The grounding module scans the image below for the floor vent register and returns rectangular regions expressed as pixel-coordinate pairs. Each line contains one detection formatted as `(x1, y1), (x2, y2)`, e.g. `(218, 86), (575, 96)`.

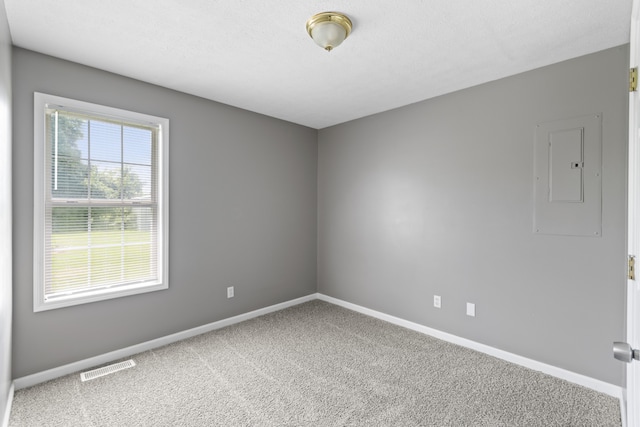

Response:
(80, 359), (136, 382)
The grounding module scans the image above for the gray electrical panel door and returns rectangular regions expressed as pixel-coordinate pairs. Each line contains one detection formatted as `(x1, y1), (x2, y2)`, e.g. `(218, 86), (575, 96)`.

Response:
(533, 114), (602, 237)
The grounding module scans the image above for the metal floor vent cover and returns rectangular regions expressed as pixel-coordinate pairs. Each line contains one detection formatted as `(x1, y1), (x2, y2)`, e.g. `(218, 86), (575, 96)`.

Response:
(80, 359), (136, 382)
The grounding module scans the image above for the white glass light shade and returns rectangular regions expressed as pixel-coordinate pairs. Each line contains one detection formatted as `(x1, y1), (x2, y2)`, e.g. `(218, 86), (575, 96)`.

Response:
(310, 21), (347, 51)
(306, 12), (352, 52)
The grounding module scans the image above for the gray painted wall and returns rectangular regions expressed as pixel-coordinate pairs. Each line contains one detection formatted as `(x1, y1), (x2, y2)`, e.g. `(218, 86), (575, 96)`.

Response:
(12, 48), (318, 378)
(0, 0), (11, 420)
(8, 42), (628, 387)
(318, 45), (628, 386)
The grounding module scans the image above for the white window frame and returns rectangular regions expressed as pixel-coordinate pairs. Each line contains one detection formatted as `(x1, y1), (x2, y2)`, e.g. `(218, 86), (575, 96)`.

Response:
(33, 92), (169, 312)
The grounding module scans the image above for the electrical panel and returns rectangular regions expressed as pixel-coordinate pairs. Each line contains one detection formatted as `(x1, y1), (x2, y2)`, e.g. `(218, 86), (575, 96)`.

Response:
(533, 114), (602, 237)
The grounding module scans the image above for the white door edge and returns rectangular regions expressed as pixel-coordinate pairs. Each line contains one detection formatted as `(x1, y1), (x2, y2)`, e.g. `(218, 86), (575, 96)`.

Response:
(627, 1), (640, 425)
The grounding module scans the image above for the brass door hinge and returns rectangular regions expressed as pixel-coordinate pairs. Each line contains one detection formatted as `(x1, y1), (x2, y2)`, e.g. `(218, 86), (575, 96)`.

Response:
(630, 255), (636, 280)
(631, 67), (638, 92)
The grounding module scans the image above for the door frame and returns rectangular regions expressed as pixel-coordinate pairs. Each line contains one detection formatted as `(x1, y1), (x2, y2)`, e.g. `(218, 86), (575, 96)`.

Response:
(627, 0), (640, 425)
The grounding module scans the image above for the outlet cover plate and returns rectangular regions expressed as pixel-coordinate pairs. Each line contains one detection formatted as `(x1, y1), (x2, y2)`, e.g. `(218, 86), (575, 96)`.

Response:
(466, 303), (475, 317)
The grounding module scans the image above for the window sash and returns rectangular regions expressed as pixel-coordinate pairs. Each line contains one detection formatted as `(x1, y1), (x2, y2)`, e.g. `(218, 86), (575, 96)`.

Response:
(43, 205), (159, 299)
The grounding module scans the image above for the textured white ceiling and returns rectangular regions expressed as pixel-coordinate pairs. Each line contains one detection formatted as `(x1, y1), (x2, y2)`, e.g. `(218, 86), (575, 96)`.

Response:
(4, 0), (633, 129)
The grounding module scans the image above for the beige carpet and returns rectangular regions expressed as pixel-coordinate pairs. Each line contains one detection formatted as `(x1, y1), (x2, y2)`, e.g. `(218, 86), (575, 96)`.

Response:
(9, 300), (621, 426)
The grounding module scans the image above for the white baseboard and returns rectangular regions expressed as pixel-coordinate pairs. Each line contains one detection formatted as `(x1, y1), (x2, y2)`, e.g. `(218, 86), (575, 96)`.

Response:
(14, 294), (318, 390)
(13, 292), (623, 401)
(317, 293), (623, 399)
(2, 382), (14, 427)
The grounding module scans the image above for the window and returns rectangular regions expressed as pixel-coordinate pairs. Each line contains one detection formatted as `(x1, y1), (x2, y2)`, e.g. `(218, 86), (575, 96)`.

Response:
(33, 93), (169, 311)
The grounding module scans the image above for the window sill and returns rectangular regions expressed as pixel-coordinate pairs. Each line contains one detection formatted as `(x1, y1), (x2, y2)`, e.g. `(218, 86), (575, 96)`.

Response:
(34, 281), (168, 312)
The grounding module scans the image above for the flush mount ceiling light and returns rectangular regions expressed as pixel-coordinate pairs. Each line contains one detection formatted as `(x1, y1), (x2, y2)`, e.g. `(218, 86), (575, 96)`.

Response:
(306, 12), (353, 52)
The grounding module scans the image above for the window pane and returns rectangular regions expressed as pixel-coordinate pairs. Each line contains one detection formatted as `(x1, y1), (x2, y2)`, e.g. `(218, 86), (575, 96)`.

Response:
(125, 207), (156, 234)
(123, 127), (152, 165)
(90, 161), (123, 200)
(124, 243), (154, 282)
(51, 156), (88, 199)
(49, 113), (89, 199)
(52, 206), (89, 235)
(125, 164), (151, 200)
(47, 113), (88, 159)
(125, 207), (154, 235)
(50, 248), (89, 293)
(89, 120), (122, 163)
(50, 207), (91, 294)
(90, 207), (123, 233)
(90, 247), (124, 287)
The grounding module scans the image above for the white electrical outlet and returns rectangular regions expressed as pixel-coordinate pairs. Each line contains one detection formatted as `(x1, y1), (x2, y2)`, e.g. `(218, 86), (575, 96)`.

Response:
(227, 286), (234, 299)
(433, 295), (441, 308)
(466, 302), (475, 317)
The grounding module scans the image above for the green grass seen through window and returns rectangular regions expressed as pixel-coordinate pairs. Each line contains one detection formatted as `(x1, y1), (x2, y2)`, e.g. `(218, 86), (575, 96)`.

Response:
(50, 230), (154, 294)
